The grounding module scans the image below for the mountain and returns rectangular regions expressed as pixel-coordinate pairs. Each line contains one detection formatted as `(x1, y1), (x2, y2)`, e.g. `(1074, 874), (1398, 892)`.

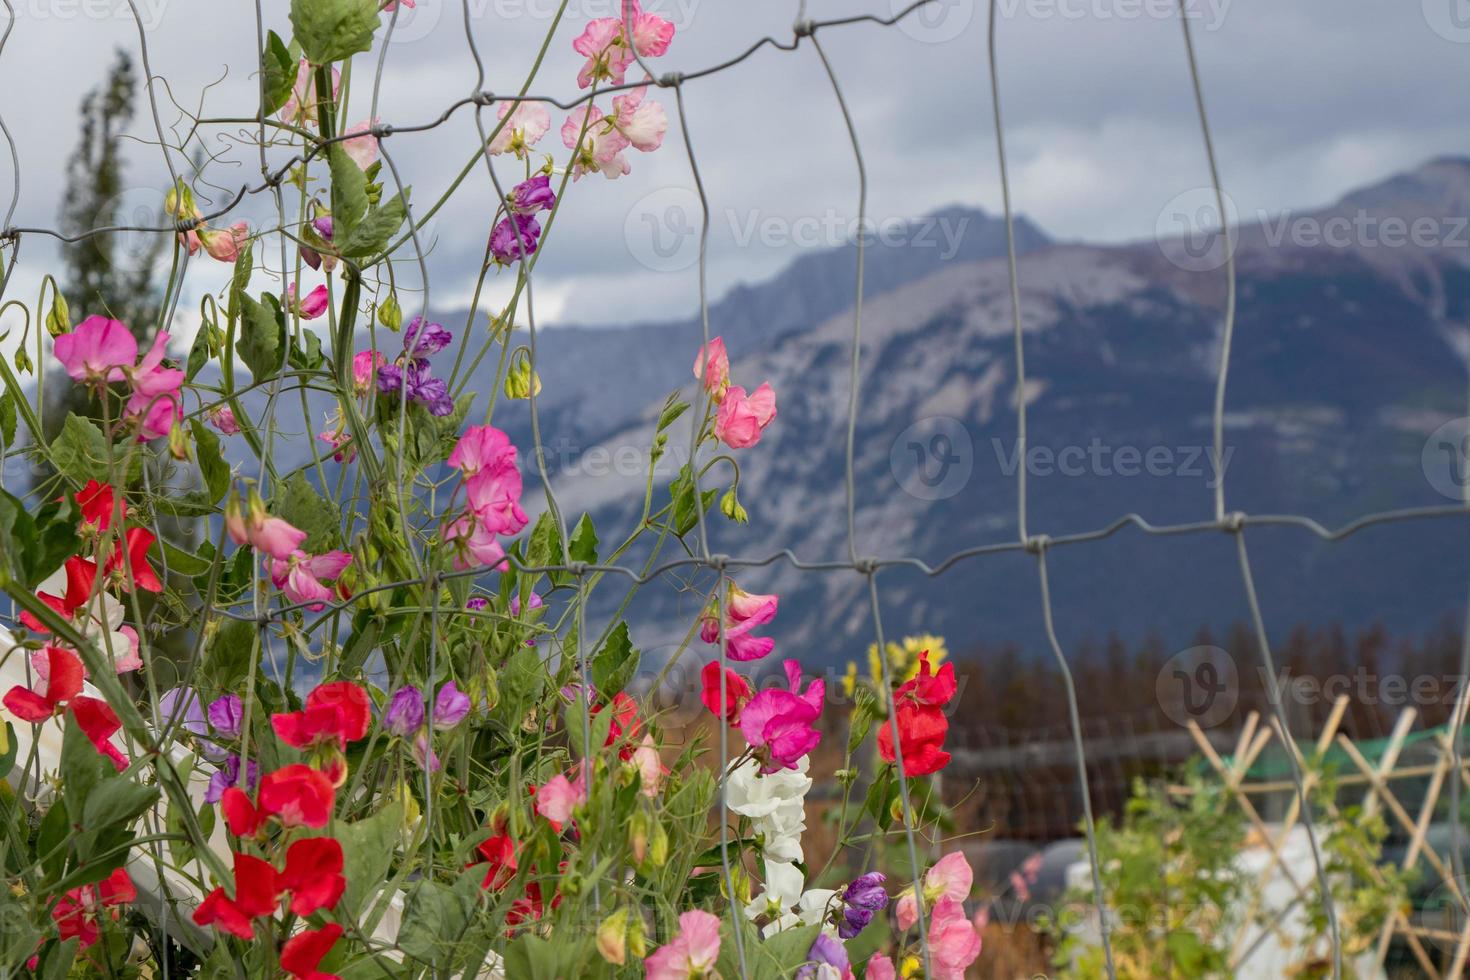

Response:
(540, 157), (1470, 666)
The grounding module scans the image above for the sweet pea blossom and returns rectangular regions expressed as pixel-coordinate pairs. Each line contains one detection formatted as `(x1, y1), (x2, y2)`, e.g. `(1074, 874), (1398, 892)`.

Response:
(341, 118), (380, 169)
(507, 174), (557, 216)
(197, 222), (249, 263)
(268, 549), (353, 610)
(536, 765), (587, 831)
(929, 896), (983, 979)
(745, 861), (836, 938)
(433, 681), (472, 728)
(271, 681), (372, 754)
(353, 349), (386, 395)
(204, 753), (259, 805)
(700, 661), (753, 724)
(54, 315), (135, 382)
(692, 337), (729, 396)
(288, 282), (329, 320)
(442, 511), (508, 571)
(739, 660), (824, 772)
(838, 872), (888, 939)
(714, 383), (777, 449)
(795, 934), (850, 980)
(700, 586), (778, 661)
(207, 405), (240, 435)
(280, 59), (340, 127)
(727, 755), (811, 863)
(378, 323), (454, 416)
(384, 685), (425, 737)
(20, 558), (140, 673)
(572, 0), (674, 89)
(52, 868), (135, 950)
(644, 909), (720, 980)
(877, 649), (957, 777)
(228, 490), (309, 560)
(611, 86), (667, 152)
(896, 850), (974, 931)
(489, 100), (552, 158)
(562, 104), (630, 180)
(490, 213), (542, 265)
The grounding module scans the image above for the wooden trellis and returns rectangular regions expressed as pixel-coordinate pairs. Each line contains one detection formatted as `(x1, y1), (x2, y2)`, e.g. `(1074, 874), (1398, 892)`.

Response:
(1176, 695), (1470, 978)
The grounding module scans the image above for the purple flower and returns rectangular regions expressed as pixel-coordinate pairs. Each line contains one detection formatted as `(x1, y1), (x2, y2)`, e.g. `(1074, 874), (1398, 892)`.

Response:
(507, 175), (556, 216)
(405, 317), (453, 357)
(490, 214), (541, 265)
(385, 685), (425, 737)
(795, 934), (849, 979)
(405, 362), (453, 416)
(312, 215), (334, 240)
(412, 730), (440, 771)
(839, 871), (889, 938)
(158, 688), (209, 737)
(377, 362), (403, 395)
(204, 754), (259, 805)
(207, 694), (243, 739)
(466, 596), (489, 611)
(432, 681), (472, 730)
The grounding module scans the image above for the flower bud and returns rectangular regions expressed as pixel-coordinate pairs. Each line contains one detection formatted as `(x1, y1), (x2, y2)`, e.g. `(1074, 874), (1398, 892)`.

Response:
(503, 357), (541, 400)
(44, 293), (69, 338)
(378, 293), (402, 332)
(224, 491), (248, 546)
(629, 810), (648, 864)
(720, 488), (747, 524)
(597, 909), (630, 965)
(168, 421), (189, 461)
(13, 347), (32, 375)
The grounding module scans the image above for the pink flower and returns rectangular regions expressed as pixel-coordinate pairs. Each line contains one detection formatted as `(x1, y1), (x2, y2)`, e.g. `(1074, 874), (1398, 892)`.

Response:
(714, 383), (776, 449)
(573, 18), (633, 89)
(289, 283), (329, 320)
(448, 424), (516, 476)
(241, 492), (309, 560)
(125, 335), (185, 441)
(198, 222), (248, 263)
(692, 337), (729, 396)
(738, 660), (823, 772)
(208, 406), (240, 435)
(317, 421), (354, 463)
(644, 909), (720, 980)
(54, 316), (137, 383)
(624, 0), (674, 58)
(562, 105), (631, 181)
(864, 956), (896, 980)
(896, 851), (973, 931)
(341, 118), (379, 169)
(632, 734), (664, 797)
(535, 765), (586, 832)
(269, 550), (353, 611)
(441, 512), (508, 571)
(929, 896), (982, 979)
(490, 101), (552, 158)
(700, 587), (778, 662)
(352, 350), (386, 396)
(281, 59), (340, 127)
(611, 86), (667, 152)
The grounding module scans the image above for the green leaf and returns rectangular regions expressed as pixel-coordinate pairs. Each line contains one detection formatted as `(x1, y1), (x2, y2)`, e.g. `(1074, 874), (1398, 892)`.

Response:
(50, 413), (136, 486)
(337, 800), (404, 919)
(291, 0), (380, 65)
(0, 893), (39, 970)
(525, 511), (561, 571)
(60, 716), (108, 825)
(227, 242), (254, 321)
(273, 471), (340, 551)
(669, 465), (718, 537)
(396, 878), (475, 970)
(340, 188), (409, 258)
(569, 513), (598, 565)
(154, 490), (218, 518)
(162, 540), (213, 576)
(656, 395), (689, 433)
(82, 779), (158, 835)
(503, 934), (563, 980)
(261, 30), (296, 116)
(591, 621), (640, 699)
(0, 387), (16, 447)
(328, 143), (370, 244)
(238, 291), (286, 382)
(38, 937), (77, 980)
(289, 328), (325, 371)
(186, 320), (213, 380)
(191, 419), (230, 503)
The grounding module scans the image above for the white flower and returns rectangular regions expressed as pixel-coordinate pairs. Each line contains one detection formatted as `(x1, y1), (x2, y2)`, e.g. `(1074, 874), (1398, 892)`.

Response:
(31, 567), (138, 672)
(727, 756), (812, 863)
(744, 861), (837, 938)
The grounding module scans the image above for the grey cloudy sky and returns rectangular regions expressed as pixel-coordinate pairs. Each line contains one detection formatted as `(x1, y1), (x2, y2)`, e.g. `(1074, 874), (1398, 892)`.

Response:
(0, 0), (1465, 345)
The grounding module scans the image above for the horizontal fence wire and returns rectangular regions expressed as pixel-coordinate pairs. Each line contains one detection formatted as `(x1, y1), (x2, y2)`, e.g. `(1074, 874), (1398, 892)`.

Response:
(0, 0), (1460, 976)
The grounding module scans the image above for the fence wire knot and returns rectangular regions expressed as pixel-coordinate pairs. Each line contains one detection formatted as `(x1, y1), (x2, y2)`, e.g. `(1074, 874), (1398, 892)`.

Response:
(793, 18), (815, 38)
(1024, 534), (1051, 555)
(658, 72), (683, 88)
(472, 90), (495, 107)
(1222, 511), (1247, 533)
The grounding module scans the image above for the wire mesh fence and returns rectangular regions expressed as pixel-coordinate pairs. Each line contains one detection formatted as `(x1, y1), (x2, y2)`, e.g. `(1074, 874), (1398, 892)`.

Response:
(0, 0), (1467, 978)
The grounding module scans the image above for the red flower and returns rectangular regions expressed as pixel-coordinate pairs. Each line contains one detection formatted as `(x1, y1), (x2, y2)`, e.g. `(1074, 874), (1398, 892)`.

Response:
(592, 691), (642, 760)
(52, 868), (134, 948)
(877, 652), (957, 778)
(75, 480), (124, 534)
(281, 923), (343, 980)
(258, 764), (336, 828)
(71, 695), (127, 772)
(271, 681), (371, 751)
(104, 527), (163, 593)
(192, 853), (281, 940)
(2, 646), (83, 722)
(221, 786), (263, 837)
(19, 556), (98, 632)
(699, 661), (753, 725)
(476, 828), (518, 890)
(279, 837), (345, 916)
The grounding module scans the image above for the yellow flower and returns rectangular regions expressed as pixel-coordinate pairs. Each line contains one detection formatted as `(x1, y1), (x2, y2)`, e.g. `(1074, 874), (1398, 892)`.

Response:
(868, 633), (949, 686)
(841, 661), (859, 697)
